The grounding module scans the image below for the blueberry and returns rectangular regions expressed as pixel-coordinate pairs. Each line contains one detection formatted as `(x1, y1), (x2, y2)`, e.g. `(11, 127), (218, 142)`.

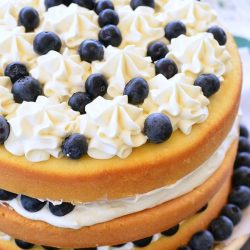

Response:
(130, 0), (155, 10)
(164, 21), (186, 41)
(178, 246), (192, 250)
(197, 203), (208, 213)
(207, 26), (227, 46)
(68, 92), (92, 114)
(124, 77), (149, 105)
(18, 7), (40, 32)
(4, 62), (29, 84)
(194, 74), (220, 97)
(221, 204), (242, 226)
(98, 9), (119, 28)
(63, 0), (73, 6)
(49, 202), (75, 216)
(155, 58), (178, 79)
(72, 0), (96, 9)
(188, 230), (214, 250)
(45, 0), (63, 9)
(234, 152), (250, 168)
(133, 236), (153, 247)
(162, 224), (179, 236)
(21, 195), (46, 212)
(0, 116), (10, 144)
(144, 113), (173, 144)
(0, 189), (17, 200)
(79, 40), (104, 63)
(98, 24), (122, 47)
(15, 239), (34, 249)
(62, 133), (88, 159)
(238, 137), (250, 153)
(12, 76), (42, 103)
(233, 166), (250, 188)
(34, 31), (62, 55)
(42, 246), (59, 250)
(240, 124), (249, 138)
(95, 0), (114, 14)
(147, 41), (168, 62)
(229, 185), (250, 209)
(85, 73), (108, 99)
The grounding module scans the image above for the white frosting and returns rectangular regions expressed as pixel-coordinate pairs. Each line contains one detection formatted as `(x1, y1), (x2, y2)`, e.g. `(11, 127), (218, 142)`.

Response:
(77, 95), (147, 159)
(143, 73), (209, 135)
(92, 45), (155, 97)
(4, 96), (79, 162)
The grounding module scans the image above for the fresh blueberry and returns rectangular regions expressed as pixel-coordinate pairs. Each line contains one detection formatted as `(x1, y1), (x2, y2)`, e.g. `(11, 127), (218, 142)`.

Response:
(42, 246), (58, 250)
(229, 185), (250, 209)
(98, 9), (119, 28)
(233, 166), (250, 188)
(130, 0), (155, 10)
(133, 236), (153, 247)
(72, 0), (96, 9)
(98, 24), (122, 47)
(68, 92), (92, 114)
(95, 0), (114, 14)
(124, 77), (149, 105)
(221, 204), (242, 226)
(49, 202), (75, 216)
(85, 73), (108, 99)
(34, 31), (62, 55)
(234, 152), (250, 168)
(18, 7), (40, 32)
(12, 76), (42, 103)
(4, 62), (29, 84)
(21, 195), (46, 212)
(147, 41), (168, 62)
(197, 203), (208, 213)
(238, 137), (250, 153)
(207, 26), (227, 46)
(188, 230), (214, 250)
(45, 0), (63, 10)
(0, 116), (10, 144)
(144, 113), (173, 144)
(79, 40), (104, 63)
(162, 224), (179, 236)
(194, 74), (220, 97)
(178, 246), (192, 250)
(240, 124), (249, 138)
(164, 21), (186, 41)
(0, 189), (17, 200)
(15, 239), (34, 249)
(62, 133), (88, 159)
(155, 58), (178, 79)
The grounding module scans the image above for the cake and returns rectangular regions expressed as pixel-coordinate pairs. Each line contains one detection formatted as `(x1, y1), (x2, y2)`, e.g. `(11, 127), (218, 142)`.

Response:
(0, 0), (249, 250)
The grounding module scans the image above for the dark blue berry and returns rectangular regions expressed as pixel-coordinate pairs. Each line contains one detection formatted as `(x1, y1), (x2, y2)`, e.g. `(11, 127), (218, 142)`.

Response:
(198, 203), (208, 213)
(124, 77), (149, 105)
(207, 26), (227, 46)
(15, 239), (34, 249)
(0, 189), (17, 200)
(234, 152), (250, 168)
(165, 21), (186, 41)
(155, 58), (178, 79)
(98, 9), (119, 28)
(62, 0), (72, 6)
(178, 246), (192, 250)
(98, 24), (122, 47)
(4, 62), (29, 84)
(68, 92), (92, 114)
(45, 0), (63, 9)
(229, 185), (250, 209)
(42, 246), (58, 250)
(233, 166), (250, 188)
(188, 230), (214, 250)
(18, 7), (40, 32)
(238, 137), (250, 153)
(240, 124), (249, 138)
(11, 76), (42, 103)
(79, 40), (104, 63)
(72, 0), (96, 9)
(62, 133), (88, 159)
(130, 0), (155, 10)
(133, 236), (153, 247)
(162, 224), (179, 236)
(21, 195), (46, 212)
(49, 202), (75, 216)
(85, 73), (108, 99)
(0, 116), (10, 144)
(95, 0), (114, 14)
(147, 42), (168, 62)
(34, 31), (62, 55)
(221, 204), (242, 226)
(194, 74), (220, 97)
(144, 113), (173, 144)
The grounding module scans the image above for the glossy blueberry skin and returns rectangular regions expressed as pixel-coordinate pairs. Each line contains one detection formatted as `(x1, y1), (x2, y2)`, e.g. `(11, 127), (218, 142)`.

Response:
(240, 124), (249, 138)
(79, 40), (104, 63)
(188, 230), (214, 250)
(162, 224), (179, 236)
(130, 0), (155, 10)
(45, 0), (63, 10)
(0, 116), (10, 144)
(49, 202), (75, 216)
(194, 74), (220, 97)
(4, 62), (29, 84)
(147, 41), (168, 62)
(234, 152), (250, 168)
(164, 21), (186, 41)
(95, 0), (114, 14)
(144, 113), (173, 144)
(15, 239), (34, 249)
(21, 195), (47, 212)
(0, 189), (17, 200)
(18, 7), (40, 32)
(238, 136), (250, 153)
(68, 92), (92, 114)
(72, 0), (96, 9)
(98, 9), (119, 28)
(155, 58), (178, 79)
(98, 24), (122, 47)
(124, 77), (149, 105)
(133, 236), (153, 247)
(207, 26), (227, 46)
(221, 204), (242, 226)
(233, 166), (250, 188)
(34, 31), (62, 55)
(229, 185), (250, 209)
(12, 76), (42, 103)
